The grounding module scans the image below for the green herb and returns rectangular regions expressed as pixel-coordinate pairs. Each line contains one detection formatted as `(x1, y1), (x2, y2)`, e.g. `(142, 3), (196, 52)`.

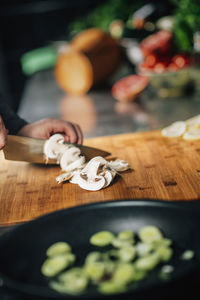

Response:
(67, 0), (145, 35)
(170, 0), (200, 52)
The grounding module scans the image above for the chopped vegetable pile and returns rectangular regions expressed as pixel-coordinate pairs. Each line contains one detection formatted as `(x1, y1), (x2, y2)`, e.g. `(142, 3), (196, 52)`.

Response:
(161, 114), (200, 140)
(41, 226), (194, 296)
(43, 134), (130, 191)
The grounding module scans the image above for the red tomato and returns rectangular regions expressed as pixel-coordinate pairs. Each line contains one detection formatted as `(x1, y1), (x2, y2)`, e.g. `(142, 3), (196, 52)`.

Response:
(140, 30), (172, 56)
(138, 62), (153, 74)
(144, 54), (158, 67)
(172, 54), (191, 69)
(167, 63), (179, 72)
(111, 75), (149, 102)
(153, 62), (166, 73)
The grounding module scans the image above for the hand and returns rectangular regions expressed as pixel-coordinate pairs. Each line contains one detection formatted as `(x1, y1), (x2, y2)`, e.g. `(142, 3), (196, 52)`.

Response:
(17, 118), (83, 144)
(0, 115), (8, 150)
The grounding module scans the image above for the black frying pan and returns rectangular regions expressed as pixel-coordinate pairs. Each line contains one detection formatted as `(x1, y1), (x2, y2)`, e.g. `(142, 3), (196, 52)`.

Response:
(0, 199), (200, 300)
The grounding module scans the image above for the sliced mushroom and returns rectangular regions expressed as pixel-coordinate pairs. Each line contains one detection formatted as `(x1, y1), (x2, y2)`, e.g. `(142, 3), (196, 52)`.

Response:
(81, 156), (108, 174)
(77, 160), (106, 191)
(56, 172), (74, 184)
(107, 159), (130, 172)
(59, 147), (81, 171)
(63, 156), (85, 172)
(43, 134), (65, 159)
(70, 170), (82, 184)
(78, 173), (106, 191)
(44, 134), (130, 191)
(102, 170), (115, 188)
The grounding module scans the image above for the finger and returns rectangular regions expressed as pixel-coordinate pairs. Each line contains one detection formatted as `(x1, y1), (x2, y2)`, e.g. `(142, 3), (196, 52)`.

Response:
(73, 123), (83, 144)
(0, 116), (7, 149)
(62, 122), (78, 144)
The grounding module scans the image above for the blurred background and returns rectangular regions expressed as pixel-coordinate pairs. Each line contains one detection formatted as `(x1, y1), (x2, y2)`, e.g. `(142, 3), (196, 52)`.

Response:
(1, 0), (200, 136)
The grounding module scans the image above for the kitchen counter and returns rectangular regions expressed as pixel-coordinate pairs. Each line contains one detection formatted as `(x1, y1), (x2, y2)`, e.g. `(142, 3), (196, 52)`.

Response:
(18, 69), (200, 139)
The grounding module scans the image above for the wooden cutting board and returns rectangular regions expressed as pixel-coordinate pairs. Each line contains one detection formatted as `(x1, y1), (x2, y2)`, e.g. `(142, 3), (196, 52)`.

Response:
(0, 130), (200, 226)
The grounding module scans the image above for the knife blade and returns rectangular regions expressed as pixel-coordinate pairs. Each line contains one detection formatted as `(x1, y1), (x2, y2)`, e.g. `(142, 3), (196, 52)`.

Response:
(3, 135), (111, 164)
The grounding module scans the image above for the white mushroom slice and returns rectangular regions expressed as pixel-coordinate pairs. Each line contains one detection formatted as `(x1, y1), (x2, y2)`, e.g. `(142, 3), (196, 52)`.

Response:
(81, 156), (108, 174)
(43, 134), (65, 159)
(63, 156), (85, 172)
(102, 170), (115, 188)
(70, 170), (82, 184)
(186, 114), (200, 128)
(59, 147), (81, 171)
(77, 173), (106, 191)
(107, 159), (130, 172)
(80, 160), (101, 179)
(76, 159), (107, 191)
(161, 121), (186, 137)
(56, 172), (74, 184)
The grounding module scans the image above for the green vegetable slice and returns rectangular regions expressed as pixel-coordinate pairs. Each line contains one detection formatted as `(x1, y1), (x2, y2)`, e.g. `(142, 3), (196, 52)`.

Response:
(41, 253), (75, 277)
(181, 250), (194, 260)
(84, 262), (105, 281)
(98, 281), (127, 295)
(118, 246), (137, 262)
(111, 237), (134, 248)
(138, 226), (163, 243)
(90, 231), (115, 247)
(46, 242), (71, 257)
(153, 238), (172, 248)
(132, 269), (147, 281)
(84, 251), (102, 265)
(135, 253), (160, 271)
(112, 263), (135, 284)
(136, 242), (154, 257)
(159, 264), (174, 281)
(58, 267), (88, 294)
(156, 246), (173, 262)
(118, 230), (134, 241)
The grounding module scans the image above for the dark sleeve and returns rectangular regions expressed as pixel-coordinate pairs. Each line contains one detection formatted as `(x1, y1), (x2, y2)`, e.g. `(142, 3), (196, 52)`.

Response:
(0, 95), (28, 134)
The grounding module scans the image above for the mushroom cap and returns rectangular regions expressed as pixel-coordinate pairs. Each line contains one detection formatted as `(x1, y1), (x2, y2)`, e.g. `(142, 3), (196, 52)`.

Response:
(76, 157), (108, 191)
(77, 173), (105, 191)
(43, 134), (65, 159)
(63, 156), (85, 172)
(81, 156), (108, 174)
(59, 147), (81, 171)
(107, 159), (130, 172)
(70, 170), (82, 184)
(100, 168), (116, 188)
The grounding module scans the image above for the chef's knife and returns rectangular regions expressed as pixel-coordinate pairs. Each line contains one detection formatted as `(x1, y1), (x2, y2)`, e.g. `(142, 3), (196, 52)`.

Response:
(3, 135), (111, 164)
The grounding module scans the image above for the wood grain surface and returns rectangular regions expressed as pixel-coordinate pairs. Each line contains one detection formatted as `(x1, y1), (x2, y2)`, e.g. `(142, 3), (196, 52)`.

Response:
(0, 130), (200, 226)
